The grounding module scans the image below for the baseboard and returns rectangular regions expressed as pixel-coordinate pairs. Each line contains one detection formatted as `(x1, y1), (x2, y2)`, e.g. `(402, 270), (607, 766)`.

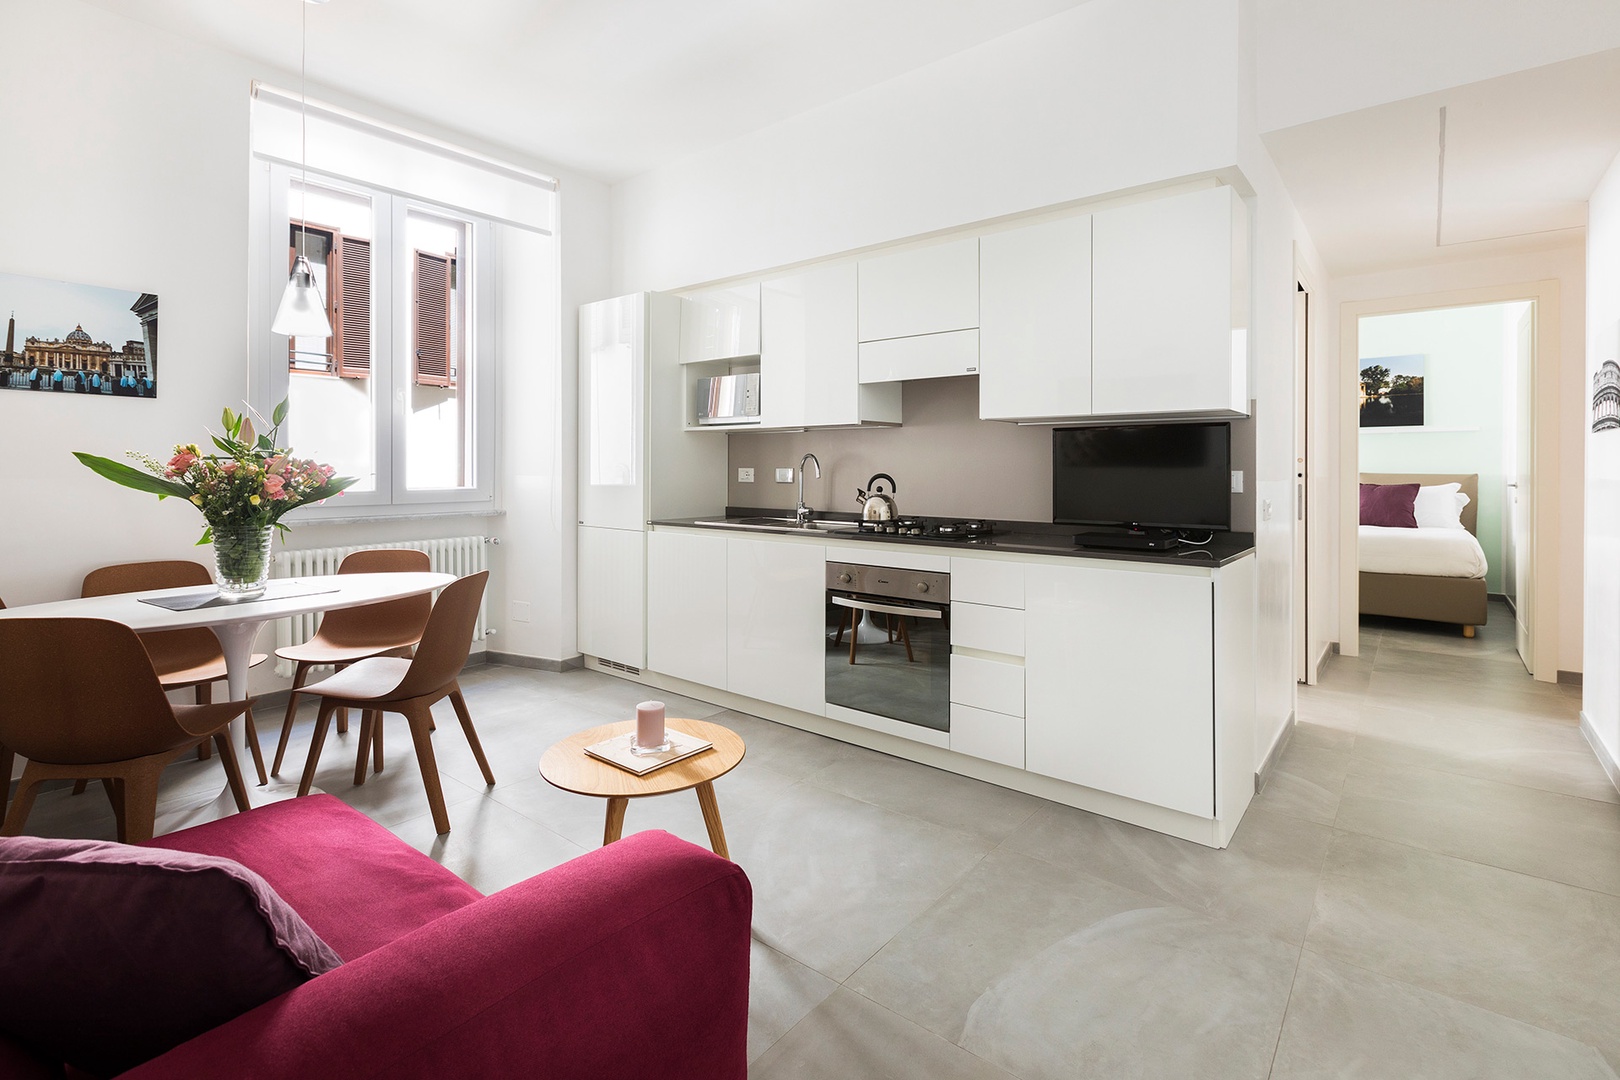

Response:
(1488, 592), (1509, 605)
(487, 651), (583, 673)
(1313, 644), (1334, 683)
(1255, 709), (1296, 793)
(1558, 670), (1583, 686)
(1579, 711), (1620, 796)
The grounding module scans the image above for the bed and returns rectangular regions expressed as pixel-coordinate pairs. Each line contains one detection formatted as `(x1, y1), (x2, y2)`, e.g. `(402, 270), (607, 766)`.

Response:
(1359, 472), (1489, 637)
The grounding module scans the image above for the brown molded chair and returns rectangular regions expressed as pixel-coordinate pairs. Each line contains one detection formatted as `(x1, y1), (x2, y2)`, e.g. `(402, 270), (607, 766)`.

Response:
(270, 548), (433, 778)
(0, 618), (253, 843)
(296, 571), (494, 834)
(80, 561), (270, 785)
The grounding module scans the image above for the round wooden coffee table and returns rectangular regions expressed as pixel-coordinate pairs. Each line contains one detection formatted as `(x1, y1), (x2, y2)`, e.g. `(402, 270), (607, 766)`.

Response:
(538, 718), (745, 858)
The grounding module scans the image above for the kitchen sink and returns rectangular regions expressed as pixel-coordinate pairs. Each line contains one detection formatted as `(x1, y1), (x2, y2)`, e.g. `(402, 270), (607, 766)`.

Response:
(691, 516), (862, 534)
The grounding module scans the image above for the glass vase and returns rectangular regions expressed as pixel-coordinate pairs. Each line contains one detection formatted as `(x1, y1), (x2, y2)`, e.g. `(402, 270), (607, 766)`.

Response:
(212, 525), (274, 600)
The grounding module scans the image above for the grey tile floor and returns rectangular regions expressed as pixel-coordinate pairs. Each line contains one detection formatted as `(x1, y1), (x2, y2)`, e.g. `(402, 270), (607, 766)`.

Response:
(17, 600), (1619, 1078)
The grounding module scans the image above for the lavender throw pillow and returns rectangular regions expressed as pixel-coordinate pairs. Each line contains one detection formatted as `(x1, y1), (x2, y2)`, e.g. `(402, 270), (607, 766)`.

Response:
(0, 835), (341, 1078)
(1359, 482), (1421, 528)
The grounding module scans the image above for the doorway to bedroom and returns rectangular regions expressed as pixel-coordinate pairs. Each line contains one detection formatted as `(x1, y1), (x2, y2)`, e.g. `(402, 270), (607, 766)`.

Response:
(1339, 285), (1558, 681)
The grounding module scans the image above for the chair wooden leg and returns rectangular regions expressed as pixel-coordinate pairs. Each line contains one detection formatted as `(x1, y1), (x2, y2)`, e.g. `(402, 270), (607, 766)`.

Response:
(404, 704), (451, 835)
(297, 699), (339, 798)
(195, 683), (213, 760)
(101, 778), (126, 840)
(372, 710), (384, 774)
(71, 779), (89, 797)
(0, 742), (12, 817)
(241, 705), (268, 787)
(898, 616), (914, 663)
(118, 767), (162, 844)
(834, 606), (849, 646)
(448, 685), (495, 786)
(1463, 624), (1476, 638)
(213, 731), (251, 814)
(849, 611), (860, 665)
(334, 665), (350, 734)
(1, 771), (42, 837)
(353, 712), (375, 787)
(272, 661), (313, 777)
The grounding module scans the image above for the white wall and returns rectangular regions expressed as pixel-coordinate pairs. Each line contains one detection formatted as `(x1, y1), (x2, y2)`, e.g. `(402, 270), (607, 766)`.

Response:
(1584, 151), (1620, 773)
(611, 0), (1242, 293)
(0, 0), (611, 679)
(1357, 304), (1519, 593)
(1332, 244), (1587, 674)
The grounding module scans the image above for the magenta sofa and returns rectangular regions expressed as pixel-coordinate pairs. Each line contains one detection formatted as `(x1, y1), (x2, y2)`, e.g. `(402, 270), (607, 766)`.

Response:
(1, 794), (752, 1079)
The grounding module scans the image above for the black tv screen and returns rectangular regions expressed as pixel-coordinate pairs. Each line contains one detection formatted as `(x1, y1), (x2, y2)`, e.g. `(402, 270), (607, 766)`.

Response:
(1053, 422), (1231, 531)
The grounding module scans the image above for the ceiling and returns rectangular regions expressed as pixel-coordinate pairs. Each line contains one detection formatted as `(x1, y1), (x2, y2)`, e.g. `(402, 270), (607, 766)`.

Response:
(81, 0), (1093, 183)
(1263, 48), (1620, 276)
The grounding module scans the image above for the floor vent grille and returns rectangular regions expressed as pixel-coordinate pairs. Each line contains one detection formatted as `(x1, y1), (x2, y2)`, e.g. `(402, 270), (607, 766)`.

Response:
(597, 658), (643, 676)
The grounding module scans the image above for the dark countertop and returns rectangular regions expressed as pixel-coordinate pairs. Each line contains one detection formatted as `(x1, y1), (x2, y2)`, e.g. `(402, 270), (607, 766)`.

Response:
(650, 509), (1256, 568)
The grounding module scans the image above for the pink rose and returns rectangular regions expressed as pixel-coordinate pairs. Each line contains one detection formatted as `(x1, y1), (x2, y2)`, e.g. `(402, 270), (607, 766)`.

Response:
(262, 475), (285, 498)
(165, 451), (197, 478)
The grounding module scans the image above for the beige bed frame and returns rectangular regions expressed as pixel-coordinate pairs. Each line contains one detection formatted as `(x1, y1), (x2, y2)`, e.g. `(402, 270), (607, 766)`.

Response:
(1359, 472), (1488, 637)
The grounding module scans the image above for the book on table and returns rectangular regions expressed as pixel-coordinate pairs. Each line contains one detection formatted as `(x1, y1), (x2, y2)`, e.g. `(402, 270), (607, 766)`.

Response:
(583, 729), (714, 776)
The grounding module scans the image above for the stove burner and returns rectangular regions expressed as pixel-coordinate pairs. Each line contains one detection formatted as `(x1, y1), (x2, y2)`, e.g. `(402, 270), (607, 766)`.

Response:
(932, 520), (995, 540)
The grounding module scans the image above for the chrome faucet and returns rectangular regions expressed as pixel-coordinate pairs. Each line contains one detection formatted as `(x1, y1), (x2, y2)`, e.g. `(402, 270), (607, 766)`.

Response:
(796, 453), (822, 526)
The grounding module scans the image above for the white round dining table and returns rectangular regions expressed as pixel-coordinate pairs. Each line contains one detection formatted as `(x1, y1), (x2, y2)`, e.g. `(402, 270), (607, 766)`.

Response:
(0, 571), (454, 804)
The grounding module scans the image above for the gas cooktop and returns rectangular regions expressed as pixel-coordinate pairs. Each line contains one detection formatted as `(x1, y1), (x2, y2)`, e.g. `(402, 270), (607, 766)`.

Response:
(852, 517), (995, 541)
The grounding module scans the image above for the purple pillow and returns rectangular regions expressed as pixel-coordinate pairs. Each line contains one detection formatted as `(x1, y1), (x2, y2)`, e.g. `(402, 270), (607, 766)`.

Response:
(1360, 482), (1421, 528)
(0, 835), (341, 1078)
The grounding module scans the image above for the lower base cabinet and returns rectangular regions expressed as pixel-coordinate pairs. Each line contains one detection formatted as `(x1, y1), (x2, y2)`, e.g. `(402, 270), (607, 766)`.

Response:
(1024, 563), (1215, 818)
(577, 526), (646, 669)
(646, 530), (728, 689)
(727, 537), (825, 715)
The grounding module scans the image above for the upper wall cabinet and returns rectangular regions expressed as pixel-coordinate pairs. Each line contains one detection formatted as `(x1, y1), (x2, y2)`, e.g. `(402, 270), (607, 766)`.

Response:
(760, 265), (900, 428)
(679, 283), (761, 364)
(1091, 186), (1249, 418)
(979, 215), (1093, 421)
(857, 237), (979, 342)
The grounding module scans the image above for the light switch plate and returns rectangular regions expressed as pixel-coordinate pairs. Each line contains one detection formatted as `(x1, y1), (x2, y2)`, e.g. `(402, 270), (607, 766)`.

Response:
(510, 601), (531, 623)
(775, 468), (794, 483)
(738, 467), (755, 483)
(1230, 470), (1244, 493)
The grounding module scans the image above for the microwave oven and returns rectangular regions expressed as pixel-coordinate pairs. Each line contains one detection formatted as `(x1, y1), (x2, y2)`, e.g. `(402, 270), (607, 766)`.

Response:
(695, 373), (761, 425)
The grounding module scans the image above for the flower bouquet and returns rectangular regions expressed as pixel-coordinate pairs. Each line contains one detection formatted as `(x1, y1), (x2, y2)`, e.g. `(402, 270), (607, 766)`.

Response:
(75, 400), (355, 599)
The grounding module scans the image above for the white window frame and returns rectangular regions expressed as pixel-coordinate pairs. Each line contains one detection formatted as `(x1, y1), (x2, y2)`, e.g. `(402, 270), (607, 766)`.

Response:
(249, 159), (498, 520)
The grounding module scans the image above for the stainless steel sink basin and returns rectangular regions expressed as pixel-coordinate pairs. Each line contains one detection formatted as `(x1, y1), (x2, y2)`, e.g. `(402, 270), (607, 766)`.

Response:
(691, 516), (862, 534)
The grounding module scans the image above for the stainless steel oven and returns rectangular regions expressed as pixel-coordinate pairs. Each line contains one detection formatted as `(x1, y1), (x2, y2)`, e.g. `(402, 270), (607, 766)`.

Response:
(825, 561), (951, 732)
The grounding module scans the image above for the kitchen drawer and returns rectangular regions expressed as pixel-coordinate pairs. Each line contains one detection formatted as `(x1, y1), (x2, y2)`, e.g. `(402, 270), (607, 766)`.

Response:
(950, 654), (1024, 717)
(950, 557), (1025, 609)
(858, 329), (978, 383)
(950, 703), (1024, 769)
(952, 601), (1024, 657)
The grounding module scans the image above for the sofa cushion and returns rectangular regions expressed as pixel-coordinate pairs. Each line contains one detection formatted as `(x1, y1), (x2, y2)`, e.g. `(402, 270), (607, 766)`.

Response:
(144, 794), (482, 961)
(0, 835), (342, 1078)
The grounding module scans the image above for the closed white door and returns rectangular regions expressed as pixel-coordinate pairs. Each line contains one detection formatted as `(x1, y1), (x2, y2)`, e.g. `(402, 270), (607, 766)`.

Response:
(577, 526), (646, 668)
(578, 295), (645, 531)
(1025, 563), (1215, 817)
(726, 538), (826, 714)
(979, 215), (1092, 420)
(646, 530), (728, 689)
(857, 237), (979, 342)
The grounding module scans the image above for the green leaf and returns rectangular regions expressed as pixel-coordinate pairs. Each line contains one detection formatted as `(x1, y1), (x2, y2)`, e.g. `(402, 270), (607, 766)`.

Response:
(198, 526), (213, 545)
(74, 453), (192, 499)
(272, 398), (289, 427)
(211, 435), (240, 458)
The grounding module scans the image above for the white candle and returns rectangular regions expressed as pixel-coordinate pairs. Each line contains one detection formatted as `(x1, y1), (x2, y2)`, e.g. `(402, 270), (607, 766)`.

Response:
(636, 700), (666, 748)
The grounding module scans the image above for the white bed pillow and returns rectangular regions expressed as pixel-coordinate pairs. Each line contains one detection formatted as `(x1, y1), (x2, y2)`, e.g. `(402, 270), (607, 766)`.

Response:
(1412, 483), (1468, 529)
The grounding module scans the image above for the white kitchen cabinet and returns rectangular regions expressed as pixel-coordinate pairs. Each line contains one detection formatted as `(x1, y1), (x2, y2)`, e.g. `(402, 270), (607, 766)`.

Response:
(951, 557), (1025, 609)
(857, 237), (978, 343)
(857, 329), (978, 384)
(950, 703), (1024, 769)
(1025, 562), (1215, 818)
(679, 283), (761, 363)
(646, 530), (728, 689)
(577, 527), (647, 669)
(1092, 186), (1248, 417)
(726, 538), (826, 715)
(760, 265), (900, 428)
(951, 601), (1024, 657)
(579, 294), (647, 532)
(979, 215), (1093, 421)
(950, 654), (1024, 717)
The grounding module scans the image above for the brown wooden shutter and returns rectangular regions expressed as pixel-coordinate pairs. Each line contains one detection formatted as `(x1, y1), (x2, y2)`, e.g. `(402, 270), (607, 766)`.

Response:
(335, 236), (371, 378)
(413, 250), (454, 388)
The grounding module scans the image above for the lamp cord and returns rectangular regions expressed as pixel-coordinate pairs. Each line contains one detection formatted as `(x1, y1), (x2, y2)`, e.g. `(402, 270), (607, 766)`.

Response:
(298, 0), (308, 265)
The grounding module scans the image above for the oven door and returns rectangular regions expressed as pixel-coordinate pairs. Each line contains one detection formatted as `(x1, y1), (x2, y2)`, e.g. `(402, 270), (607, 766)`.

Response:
(824, 592), (951, 731)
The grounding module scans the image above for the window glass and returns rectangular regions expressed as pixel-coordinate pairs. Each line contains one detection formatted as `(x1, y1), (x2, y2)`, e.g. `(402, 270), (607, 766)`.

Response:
(404, 209), (471, 491)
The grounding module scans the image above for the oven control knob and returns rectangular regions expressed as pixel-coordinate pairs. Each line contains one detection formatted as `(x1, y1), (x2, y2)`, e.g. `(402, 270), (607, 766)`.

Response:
(837, 572), (852, 585)
(916, 582), (930, 594)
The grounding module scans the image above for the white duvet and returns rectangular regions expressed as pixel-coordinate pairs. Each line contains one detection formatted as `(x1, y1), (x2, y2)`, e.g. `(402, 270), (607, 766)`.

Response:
(1358, 525), (1488, 579)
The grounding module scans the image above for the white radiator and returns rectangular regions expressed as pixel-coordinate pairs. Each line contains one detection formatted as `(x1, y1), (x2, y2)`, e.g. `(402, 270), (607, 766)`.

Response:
(271, 535), (490, 677)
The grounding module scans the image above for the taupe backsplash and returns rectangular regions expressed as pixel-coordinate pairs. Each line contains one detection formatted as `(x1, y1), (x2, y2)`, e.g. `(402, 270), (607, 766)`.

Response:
(726, 377), (1256, 530)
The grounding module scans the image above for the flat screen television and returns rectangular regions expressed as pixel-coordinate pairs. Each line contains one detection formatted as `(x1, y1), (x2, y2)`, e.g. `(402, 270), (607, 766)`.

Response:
(1052, 422), (1231, 531)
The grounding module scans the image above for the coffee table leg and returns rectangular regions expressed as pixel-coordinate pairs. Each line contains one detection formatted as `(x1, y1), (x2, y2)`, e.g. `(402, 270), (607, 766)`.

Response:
(603, 796), (629, 845)
(695, 781), (729, 860)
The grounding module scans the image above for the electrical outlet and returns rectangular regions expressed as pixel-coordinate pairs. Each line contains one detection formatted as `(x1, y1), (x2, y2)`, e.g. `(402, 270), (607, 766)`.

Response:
(1261, 499), (1274, 521)
(775, 468), (794, 483)
(510, 601), (531, 623)
(738, 467), (755, 483)
(1230, 470), (1244, 494)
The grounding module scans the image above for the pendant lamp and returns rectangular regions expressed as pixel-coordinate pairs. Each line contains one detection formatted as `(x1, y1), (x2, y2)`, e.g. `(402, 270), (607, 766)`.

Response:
(271, 0), (334, 339)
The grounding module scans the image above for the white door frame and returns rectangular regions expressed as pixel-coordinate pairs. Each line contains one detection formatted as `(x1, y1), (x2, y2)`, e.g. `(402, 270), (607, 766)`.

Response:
(1337, 280), (1561, 681)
